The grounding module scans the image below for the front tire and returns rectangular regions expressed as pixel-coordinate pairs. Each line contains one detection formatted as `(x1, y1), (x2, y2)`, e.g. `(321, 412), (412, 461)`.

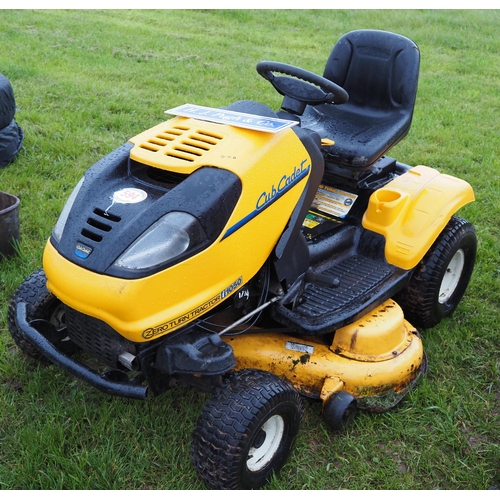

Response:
(395, 216), (477, 329)
(190, 369), (303, 490)
(7, 268), (76, 362)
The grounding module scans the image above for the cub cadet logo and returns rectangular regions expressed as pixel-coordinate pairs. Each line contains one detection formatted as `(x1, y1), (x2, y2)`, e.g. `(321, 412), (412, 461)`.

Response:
(256, 159), (310, 211)
(221, 159), (311, 240)
(142, 276), (243, 339)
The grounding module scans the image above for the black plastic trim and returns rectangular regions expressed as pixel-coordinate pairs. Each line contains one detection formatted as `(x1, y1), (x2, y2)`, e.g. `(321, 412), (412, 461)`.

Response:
(16, 302), (148, 400)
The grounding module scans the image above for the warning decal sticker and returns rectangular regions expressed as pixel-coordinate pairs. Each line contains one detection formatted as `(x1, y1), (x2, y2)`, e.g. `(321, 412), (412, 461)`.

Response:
(302, 210), (342, 240)
(311, 185), (358, 219)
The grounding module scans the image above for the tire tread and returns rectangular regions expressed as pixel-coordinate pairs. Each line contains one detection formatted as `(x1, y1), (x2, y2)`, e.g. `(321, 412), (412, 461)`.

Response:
(191, 369), (303, 489)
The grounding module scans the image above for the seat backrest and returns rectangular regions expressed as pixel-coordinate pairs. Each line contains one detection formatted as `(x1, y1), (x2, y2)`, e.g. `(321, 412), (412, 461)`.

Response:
(323, 30), (420, 114)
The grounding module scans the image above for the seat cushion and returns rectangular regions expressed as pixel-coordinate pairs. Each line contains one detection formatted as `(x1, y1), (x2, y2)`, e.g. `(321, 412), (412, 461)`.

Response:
(301, 103), (412, 169)
(304, 30), (420, 170)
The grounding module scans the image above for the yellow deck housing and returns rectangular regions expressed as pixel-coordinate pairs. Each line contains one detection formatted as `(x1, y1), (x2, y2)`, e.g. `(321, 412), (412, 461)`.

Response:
(225, 300), (424, 408)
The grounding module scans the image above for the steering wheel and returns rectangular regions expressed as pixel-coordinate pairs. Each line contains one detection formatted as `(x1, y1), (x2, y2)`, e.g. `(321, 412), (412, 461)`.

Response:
(256, 61), (349, 115)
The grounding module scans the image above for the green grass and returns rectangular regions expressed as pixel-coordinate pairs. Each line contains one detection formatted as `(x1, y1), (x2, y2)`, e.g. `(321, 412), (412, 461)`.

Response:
(0, 9), (499, 490)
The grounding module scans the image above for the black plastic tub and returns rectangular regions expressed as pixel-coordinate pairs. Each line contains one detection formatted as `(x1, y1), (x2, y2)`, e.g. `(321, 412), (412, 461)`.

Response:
(0, 190), (20, 258)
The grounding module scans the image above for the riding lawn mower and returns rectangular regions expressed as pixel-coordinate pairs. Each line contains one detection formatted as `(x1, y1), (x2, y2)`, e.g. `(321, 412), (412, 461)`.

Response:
(8, 30), (477, 489)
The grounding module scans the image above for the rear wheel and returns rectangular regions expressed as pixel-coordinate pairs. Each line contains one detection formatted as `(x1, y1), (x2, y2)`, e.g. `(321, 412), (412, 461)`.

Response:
(7, 268), (76, 362)
(395, 216), (476, 328)
(190, 369), (303, 490)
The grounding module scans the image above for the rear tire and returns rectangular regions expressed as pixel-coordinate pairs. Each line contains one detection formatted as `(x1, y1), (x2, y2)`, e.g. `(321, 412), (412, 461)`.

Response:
(7, 269), (76, 362)
(395, 216), (476, 328)
(190, 369), (303, 490)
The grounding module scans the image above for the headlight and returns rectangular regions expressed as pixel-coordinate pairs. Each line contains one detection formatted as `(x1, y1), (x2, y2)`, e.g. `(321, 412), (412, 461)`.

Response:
(53, 176), (85, 242)
(114, 211), (207, 270)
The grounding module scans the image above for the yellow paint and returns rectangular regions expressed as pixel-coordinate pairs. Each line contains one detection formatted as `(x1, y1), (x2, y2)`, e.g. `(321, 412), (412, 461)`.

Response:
(332, 300), (410, 362)
(320, 376), (344, 401)
(224, 300), (423, 400)
(362, 165), (474, 269)
(320, 138), (335, 147)
(44, 116), (312, 343)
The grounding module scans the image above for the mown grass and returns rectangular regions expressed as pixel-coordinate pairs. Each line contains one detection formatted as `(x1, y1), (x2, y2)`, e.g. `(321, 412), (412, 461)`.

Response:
(0, 9), (499, 490)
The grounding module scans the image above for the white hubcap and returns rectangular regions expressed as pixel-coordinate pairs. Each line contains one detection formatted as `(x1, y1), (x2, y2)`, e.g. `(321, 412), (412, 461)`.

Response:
(439, 249), (465, 304)
(247, 415), (285, 472)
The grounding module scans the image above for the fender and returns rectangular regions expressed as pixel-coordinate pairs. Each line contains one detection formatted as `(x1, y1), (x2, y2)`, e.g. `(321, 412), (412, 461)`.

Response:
(362, 165), (475, 269)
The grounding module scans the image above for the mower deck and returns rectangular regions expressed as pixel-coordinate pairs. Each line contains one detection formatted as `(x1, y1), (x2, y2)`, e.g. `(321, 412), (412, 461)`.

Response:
(226, 298), (426, 412)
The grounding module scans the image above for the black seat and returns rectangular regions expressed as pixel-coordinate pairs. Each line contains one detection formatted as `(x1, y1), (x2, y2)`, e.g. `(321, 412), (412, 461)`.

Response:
(301, 30), (420, 171)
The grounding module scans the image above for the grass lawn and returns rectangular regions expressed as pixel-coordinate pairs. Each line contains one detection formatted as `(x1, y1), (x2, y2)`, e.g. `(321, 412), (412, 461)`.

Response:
(0, 9), (499, 490)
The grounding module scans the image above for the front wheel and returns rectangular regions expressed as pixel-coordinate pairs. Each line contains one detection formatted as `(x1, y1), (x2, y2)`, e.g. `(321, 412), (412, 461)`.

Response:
(190, 369), (303, 490)
(7, 268), (76, 362)
(395, 216), (477, 329)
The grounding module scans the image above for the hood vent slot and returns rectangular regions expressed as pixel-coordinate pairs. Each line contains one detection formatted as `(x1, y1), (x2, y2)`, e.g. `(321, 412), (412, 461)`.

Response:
(137, 126), (224, 164)
(147, 168), (189, 187)
(93, 208), (121, 223)
(80, 208), (121, 243)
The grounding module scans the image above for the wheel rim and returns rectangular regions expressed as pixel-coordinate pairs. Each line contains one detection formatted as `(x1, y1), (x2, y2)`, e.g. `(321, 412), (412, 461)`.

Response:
(49, 304), (66, 330)
(247, 414), (285, 472)
(439, 249), (465, 304)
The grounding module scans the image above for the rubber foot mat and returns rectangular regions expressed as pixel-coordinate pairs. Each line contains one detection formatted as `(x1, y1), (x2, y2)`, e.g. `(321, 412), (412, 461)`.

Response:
(297, 255), (393, 318)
